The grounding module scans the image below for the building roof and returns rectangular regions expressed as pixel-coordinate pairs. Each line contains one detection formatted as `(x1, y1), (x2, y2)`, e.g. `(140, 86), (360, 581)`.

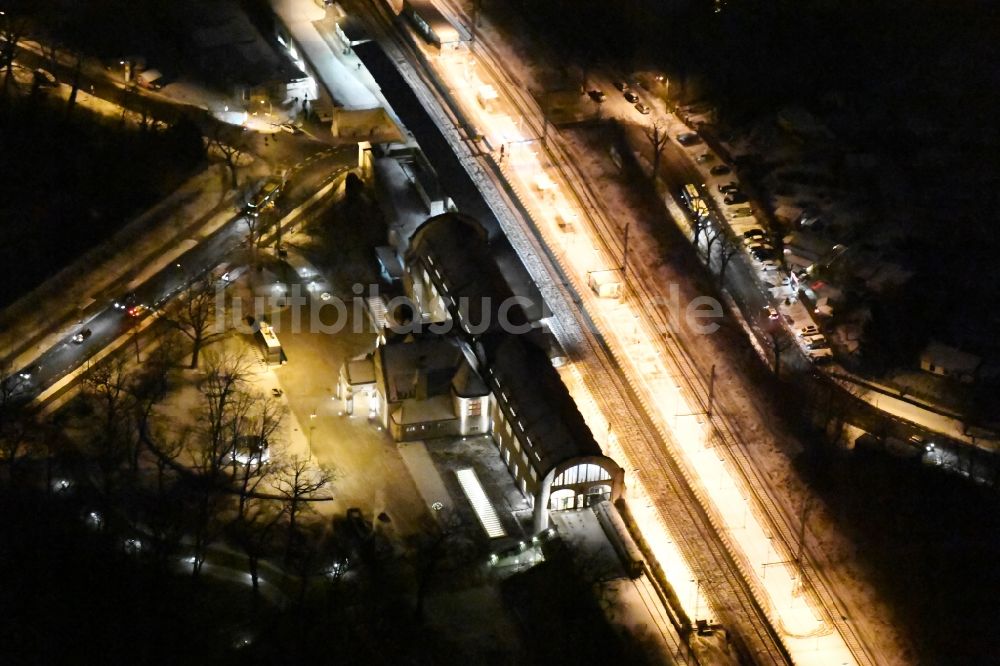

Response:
(376, 332), (488, 403)
(451, 361), (489, 397)
(406, 213), (529, 336)
(345, 358), (376, 386)
(486, 335), (601, 476)
(922, 341), (981, 373)
(189, 1), (304, 88)
(374, 156), (435, 254)
(394, 395), (457, 424)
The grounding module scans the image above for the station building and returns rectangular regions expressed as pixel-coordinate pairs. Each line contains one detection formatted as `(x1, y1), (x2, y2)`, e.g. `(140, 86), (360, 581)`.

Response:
(341, 212), (623, 532)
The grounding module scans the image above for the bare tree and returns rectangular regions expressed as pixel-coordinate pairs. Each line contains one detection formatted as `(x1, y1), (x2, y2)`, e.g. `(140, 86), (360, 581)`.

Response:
(194, 350), (253, 478)
(273, 456), (335, 560)
(150, 426), (187, 498)
(0, 362), (31, 475)
(206, 124), (250, 189)
(703, 226), (722, 261)
(62, 47), (84, 118)
(235, 394), (286, 519)
(644, 121), (669, 180)
(691, 213), (711, 251)
(83, 355), (136, 495)
(228, 497), (283, 608)
(285, 521), (329, 610)
(169, 276), (224, 369)
(716, 234), (740, 285)
(412, 508), (465, 620)
(0, 11), (31, 100)
(185, 476), (229, 580)
(767, 330), (792, 377)
(241, 204), (277, 268)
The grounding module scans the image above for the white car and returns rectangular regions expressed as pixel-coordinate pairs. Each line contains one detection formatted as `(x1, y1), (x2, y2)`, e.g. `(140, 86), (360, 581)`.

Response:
(798, 325), (820, 338)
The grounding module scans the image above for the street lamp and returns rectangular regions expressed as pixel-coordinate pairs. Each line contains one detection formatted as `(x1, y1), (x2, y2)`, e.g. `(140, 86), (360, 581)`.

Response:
(308, 412), (317, 457)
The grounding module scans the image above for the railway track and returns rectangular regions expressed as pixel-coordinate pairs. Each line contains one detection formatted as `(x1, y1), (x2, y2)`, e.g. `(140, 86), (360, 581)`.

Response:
(347, 1), (798, 662)
(425, 5), (878, 663)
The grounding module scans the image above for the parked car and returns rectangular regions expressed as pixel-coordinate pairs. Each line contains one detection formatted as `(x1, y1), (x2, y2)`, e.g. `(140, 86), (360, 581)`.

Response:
(623, 90), (639, 103)
(278, 123), (302, 135)
(807, 347), (833, 363)
(587, 89), (606, 103)
(798, 325), (820, 337)
(724, 192), (749, 205)
(71, 329), (93, 344)
(806, 337), (830, 350)
(676, 132), (701, 146)
(742, 228), (765, 240)
(634, 102), (650, 114)
(613, 81), (629, 91)
(718, 181), (740, 193)
(709, 164), (731, 176)
(696, 153), (715, 163)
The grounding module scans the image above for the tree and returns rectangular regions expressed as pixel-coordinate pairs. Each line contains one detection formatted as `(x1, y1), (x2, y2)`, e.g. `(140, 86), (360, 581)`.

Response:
(206, 124), (250, 189)
(411, 508), (466, 620)
(169, 276), (224, 369)
(0, 362), (31, 475)
(0, 11), (31, 100)
(150, 426), (187, 498)
(235, 393), (286, 519)
(767, 329), (792, 377)
(62, 47), (84, 119)
(83, 355), (136, 496)
(194, 350), (253, 477)
(241, 204), (275, 267)
(228, 498), (283, 608)
(692, 213), (711, 252)
(273, 456), (335, 561)
(716, 234), (740, 285)
(703, 225), (722, 261)
(644, 121), (669, 180)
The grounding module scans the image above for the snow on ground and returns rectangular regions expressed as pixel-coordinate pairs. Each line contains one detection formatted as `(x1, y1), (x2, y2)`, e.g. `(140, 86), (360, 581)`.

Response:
(442, 2), (913, 660)
(558, 123), (912, 663)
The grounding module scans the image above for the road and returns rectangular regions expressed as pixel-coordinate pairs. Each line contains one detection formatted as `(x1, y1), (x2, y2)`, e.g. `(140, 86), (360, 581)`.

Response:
(4, 145), (354, 407)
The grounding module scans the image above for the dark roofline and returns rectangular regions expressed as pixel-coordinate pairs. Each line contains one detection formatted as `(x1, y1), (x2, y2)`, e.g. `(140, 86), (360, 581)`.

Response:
(486, 335), (601, 473)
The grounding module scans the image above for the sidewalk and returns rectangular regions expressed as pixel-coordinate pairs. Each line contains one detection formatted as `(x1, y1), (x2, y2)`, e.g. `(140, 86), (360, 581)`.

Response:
(270, 0), (380, 111)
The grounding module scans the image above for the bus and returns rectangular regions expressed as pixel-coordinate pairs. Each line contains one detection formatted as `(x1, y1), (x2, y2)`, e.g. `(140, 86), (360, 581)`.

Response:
(681, 183), (709, 220)
(245, 177), (284, 214)
(257, 320), (283, 365)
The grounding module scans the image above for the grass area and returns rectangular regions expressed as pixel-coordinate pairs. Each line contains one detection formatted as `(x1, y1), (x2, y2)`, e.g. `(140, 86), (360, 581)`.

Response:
(0, 94), (204, 307)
